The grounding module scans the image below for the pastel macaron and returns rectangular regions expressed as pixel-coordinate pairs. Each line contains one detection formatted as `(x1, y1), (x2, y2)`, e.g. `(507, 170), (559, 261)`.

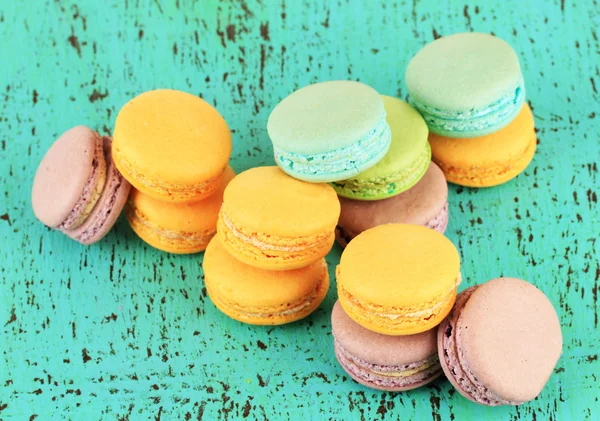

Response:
(331, 96), (430, 200)
(203, 236), (329, 325)
(126, 166), (235, 254)
(267, 81), (391, 182)
(217, 166), (340, 270)
(332, 301), (442, 391)
(32, 126), (131, 245)
(337, 224), (460, 335)
(336, 162), (448, 248)
(438, 278), (562, 406)
(113, 89), (232, 202)
(430, 103), (536, 187)
(406, 32), (525, 138)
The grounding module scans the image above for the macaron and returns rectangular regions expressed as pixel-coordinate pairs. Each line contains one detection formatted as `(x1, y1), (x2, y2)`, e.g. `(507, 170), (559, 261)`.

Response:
(267, 81), (391, 182)
(429, 103), (536, 187)
(65, 138), (131, 245)
(337, 224), (460, 335)
(217, 166), (340, 270)
(32, 126), (131, 245)
(331, 96), (430, 200)
(438, 278), (562, 406)
(332, 301), (442, 392)
(336, 162), (448, 248)
(113, 89), (232, 202)
(406, 32), (525, 138)
(32, 126), (107, 231)
(203, 236), (329, 325)
(126, 166), (235, 254)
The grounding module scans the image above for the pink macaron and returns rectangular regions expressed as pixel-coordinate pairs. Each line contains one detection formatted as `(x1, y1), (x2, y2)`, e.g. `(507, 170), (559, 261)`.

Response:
(331, 301), (442, 392)
(438, 278), (562, 406)
(336, 162), (448, 248)
(32, 126), (131, 245)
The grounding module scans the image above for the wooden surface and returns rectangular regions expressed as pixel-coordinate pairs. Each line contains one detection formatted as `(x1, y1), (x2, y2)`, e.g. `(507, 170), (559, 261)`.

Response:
(1, 0), (599, 419)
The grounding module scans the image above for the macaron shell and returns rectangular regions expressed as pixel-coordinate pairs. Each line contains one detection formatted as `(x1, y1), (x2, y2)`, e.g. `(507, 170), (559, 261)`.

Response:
(459, 278), (563, 403)
(268, 81), (385, 154)
(32, 126), (106, 228)
(112, 89), (232, 202)
(406, 32), (522, 111)
(430, 103), (536, 187)
(222, 166), (340, 238)
(65, 137), (131, 245)
(203, 237), (329, 325)
(337, 162), (448, 238)
(331, 301), (437, 367)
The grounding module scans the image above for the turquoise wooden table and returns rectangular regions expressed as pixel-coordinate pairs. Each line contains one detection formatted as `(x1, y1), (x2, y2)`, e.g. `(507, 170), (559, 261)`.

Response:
(1, 1), (599, 419)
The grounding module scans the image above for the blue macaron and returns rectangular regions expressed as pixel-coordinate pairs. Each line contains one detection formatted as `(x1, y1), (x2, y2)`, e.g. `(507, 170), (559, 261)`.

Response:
(267, 81), (391, 182)
(405, 33), (525, 138)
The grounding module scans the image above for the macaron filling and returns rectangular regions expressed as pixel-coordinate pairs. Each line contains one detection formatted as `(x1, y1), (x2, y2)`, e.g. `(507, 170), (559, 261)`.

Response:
(57, 136), (107, 231)
(433, 132), (536, 185)
(126, 203), (215, 251)
(409, 78), (525, 136)
(338, 271), (462, 331)
(218, 207), (333, 257)
(66, 159), (128, 244)
(113, 148), (225, 202)
(331, 143), (431, 200)
(440, 286), (520, 406)
(273, 117), (392, 179)
(334, 339), (441, 388)
(426, 201), (449, 233)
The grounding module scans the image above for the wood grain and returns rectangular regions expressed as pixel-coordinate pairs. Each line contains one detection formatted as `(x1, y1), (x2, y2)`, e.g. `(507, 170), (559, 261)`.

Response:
(1, 0), (598, 419)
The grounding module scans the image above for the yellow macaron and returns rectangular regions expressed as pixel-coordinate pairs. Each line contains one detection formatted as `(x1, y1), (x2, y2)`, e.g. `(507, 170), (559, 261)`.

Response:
(126, 166), (235, 254)
(217, 166), (340, 270)
(337, 224), (461, 335)
(203, 236), (329, 325)
(113, 89), (232, 202)
(429, 103), (536, 187)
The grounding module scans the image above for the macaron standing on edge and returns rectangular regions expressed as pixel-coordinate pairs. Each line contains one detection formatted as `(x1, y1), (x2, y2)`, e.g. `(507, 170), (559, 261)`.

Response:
(336, 162), (448, 248)
(126, 166), (236, 254)
(406, 32), (525, 138)
(331, 96), (431, 201)
(112, 89), (232, 202)
(217, 166), (341, 270)
(337, 224), (461, 335)
(32, 126), (131, 245)
(438, 278), (562, 406)
(203, 236), (329, 325)
(268, 81), (391, 183)
(332, 301), (442, 391)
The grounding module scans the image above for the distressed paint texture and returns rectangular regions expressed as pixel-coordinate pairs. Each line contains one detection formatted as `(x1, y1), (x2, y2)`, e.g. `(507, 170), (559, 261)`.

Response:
(1, 0), (599, 419)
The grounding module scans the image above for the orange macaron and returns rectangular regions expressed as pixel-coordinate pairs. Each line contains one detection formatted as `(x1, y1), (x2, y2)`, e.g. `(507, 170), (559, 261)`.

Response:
(429, 103), (536, 187)
(113, 89), (232, 202)
(217, 166), (340, 270)
(203, 236), (330, 325)
(337, 224), (461, 335)
(126, 166), (235, 254)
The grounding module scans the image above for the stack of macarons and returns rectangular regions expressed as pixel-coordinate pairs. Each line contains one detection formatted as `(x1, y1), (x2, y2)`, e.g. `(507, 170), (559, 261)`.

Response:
(112, 89), (234, 254)
(406, 32), (536, 187)
(333, 223), (461, 391)
(203, 166), (341, 325)
(267, 80), (450, 246)
(331, 224), (563, 405)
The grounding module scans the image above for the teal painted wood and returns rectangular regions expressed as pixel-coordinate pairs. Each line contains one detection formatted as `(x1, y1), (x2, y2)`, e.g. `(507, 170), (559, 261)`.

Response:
(1, 0), (598, 419)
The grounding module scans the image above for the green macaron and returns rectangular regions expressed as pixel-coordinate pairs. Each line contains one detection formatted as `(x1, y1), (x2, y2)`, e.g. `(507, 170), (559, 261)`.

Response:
(331, 96), (430, 200)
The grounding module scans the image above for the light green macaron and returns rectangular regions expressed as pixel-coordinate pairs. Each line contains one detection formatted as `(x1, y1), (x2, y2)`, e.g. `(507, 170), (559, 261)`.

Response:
(331, 96), (430, 200)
